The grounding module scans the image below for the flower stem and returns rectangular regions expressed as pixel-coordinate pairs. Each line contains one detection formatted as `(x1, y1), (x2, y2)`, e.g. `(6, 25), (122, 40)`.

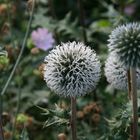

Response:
(127, 70), (133, 140)
(0, 0), (35, 96)
(0, 93), (4, 140)
(127, 70), (131, 100)
(130, 68), (138, 140)
(0, 116), (4, 140)
(10, 84), (21, 140)
(48, 0), (60, 43)
(71, 97), (77, 140)
(77, 0), (87, 44)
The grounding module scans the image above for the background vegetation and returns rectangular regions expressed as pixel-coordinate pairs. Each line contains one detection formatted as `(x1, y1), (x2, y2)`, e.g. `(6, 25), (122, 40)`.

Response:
(0, 0), (140, 139)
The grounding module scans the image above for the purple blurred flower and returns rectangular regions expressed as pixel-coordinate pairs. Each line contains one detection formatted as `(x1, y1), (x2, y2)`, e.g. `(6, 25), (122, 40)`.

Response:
(124, 4), (136, 16)
(31, 28), (54, 51)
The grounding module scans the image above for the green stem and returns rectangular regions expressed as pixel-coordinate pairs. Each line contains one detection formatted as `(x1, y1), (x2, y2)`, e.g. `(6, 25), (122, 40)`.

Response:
(130, 68), (138, 140)
(0, 0), (35, 96)
(10, 84), (21, 140)
(71, 97), (77, 140)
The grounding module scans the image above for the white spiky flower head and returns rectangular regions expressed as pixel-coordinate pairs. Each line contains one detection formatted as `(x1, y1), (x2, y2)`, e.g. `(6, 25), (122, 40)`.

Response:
(105, 52), (140, 91)
(43, 41), (101, 97)
(108, 22), (140, 68)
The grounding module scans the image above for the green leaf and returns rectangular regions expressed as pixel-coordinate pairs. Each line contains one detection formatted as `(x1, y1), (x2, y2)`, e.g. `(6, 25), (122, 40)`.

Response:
(56, 12), (82, 40)
(32, 8), (57, 30)
(89, 20), (112, 33)
(44, 117), (68, 128)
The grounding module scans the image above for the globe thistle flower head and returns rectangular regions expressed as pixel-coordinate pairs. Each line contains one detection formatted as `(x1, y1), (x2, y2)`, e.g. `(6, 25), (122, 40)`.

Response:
(105, 52), (140, 91)
(31, 28), (54, 51)
(108, 22), (140, 68)
(44, 42), (101, 97)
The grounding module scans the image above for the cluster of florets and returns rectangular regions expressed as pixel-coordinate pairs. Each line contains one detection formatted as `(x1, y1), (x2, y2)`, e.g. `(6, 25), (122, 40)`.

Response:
(43, 42), (101, 97)
(105, 22), (140, 90)
(43, 22), (140, 96)
(108, 22), (140, 68)
(105, 53), (140, 90)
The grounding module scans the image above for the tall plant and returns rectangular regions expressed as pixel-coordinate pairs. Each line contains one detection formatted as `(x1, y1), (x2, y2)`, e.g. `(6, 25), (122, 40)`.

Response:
(43, 41), (101, 140)
(107, 23), (140, 140)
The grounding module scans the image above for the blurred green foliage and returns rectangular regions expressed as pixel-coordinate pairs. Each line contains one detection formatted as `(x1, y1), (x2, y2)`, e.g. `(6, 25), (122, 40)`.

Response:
(0, 0), (140, 140)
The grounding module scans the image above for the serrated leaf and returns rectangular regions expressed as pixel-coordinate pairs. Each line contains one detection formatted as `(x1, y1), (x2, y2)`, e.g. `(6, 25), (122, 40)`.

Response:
(56, 12), (82, 40)
(44, 117), (68, 128)
(32, 8), (57, 30)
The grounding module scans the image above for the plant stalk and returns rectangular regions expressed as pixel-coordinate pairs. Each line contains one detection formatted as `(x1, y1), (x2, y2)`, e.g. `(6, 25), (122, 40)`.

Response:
(130, 68), (138, 140)
(0, 0), (35, 96)
(127, 70), (132, 100)
(77, 0), (87, 43)
(127, 70), (132, 140)
(10, 84), (21, 140)
(71, 97), (77, 140)
(0, 93), (4, 140)
(48, 0), (60, 43)
(127, 70), (133, 140)
(0, 116), (4, 140)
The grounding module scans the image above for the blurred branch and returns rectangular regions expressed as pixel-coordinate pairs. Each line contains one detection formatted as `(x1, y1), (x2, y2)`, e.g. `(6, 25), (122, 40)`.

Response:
(71, 97), (77, 140)
(48, 0), (60, 43)
(127, 70), (131, 100)
(48, 0), (56, 19)
(130, 68), (138, 140)
(77, 0), (87, 43)
(0, 95), (4, 140)
(10, 83), (22, 140)
(0, 0), (35, 96)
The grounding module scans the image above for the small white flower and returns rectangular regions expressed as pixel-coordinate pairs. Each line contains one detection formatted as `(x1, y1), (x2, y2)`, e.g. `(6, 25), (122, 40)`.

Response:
(43, 41), (101, 97)
(105, 52), (140, 90)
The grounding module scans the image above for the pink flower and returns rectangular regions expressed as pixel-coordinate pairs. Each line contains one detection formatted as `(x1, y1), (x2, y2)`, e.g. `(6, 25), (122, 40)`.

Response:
(31, 28), (54, 51)
(124, 4), (136, 16)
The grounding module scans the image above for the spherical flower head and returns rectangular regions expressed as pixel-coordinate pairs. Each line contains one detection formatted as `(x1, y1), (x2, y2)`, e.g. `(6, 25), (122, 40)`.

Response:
(31, 28), (54, 51)
(105, 53), (140, 91)
(108, 22), (140, 68)
(43, 42), (101, 98)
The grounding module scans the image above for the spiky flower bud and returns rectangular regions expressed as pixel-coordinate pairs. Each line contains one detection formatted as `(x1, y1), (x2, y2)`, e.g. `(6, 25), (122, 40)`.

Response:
(44, 42), (101, 97)
(108, 22), (140, 68)
(105, 53), (140, 90)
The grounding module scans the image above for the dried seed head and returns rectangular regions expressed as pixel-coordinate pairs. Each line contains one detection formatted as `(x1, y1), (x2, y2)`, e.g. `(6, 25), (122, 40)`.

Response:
(91, 113), (101, 124)
(58, 133), (67, 140)
(77, 111), (84, 119)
